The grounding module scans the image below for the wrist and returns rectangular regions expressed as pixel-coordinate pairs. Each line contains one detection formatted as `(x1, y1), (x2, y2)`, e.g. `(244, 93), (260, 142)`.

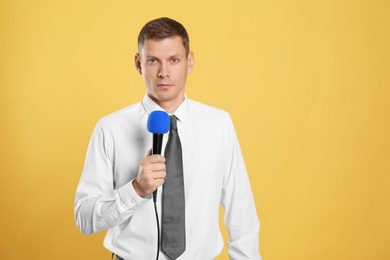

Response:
(132, 179), (145, 197)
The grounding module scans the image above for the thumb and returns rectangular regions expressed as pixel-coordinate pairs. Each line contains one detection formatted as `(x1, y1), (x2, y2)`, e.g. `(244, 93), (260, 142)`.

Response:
(146, 149), (152, 157)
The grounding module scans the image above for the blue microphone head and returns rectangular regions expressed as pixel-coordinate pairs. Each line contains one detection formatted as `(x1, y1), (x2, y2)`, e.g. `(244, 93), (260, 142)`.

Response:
(147, 110), (170, 134)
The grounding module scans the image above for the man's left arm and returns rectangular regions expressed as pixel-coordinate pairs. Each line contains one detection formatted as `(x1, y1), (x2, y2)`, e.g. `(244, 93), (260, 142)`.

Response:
(221, 115), (262, 260)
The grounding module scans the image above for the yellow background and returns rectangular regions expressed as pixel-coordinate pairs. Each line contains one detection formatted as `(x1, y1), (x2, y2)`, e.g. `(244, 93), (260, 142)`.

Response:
(1, 0), (389, 259)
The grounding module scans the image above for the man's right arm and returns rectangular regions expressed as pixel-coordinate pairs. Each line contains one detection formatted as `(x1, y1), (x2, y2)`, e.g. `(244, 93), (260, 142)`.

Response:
(74, 120), (165, 235)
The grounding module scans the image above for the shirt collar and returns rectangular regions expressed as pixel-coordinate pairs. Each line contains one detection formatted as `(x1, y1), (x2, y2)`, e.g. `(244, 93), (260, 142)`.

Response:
(141, 93), (189, 124)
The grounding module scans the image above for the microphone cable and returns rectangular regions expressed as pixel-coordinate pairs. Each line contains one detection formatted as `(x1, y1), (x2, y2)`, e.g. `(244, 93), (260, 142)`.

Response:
(153, 191), (160, 260)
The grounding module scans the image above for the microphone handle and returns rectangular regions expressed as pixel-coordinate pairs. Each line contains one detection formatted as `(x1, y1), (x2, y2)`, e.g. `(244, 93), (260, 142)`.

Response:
(152, 134), (164, 202)
(152, 134), (164, 155)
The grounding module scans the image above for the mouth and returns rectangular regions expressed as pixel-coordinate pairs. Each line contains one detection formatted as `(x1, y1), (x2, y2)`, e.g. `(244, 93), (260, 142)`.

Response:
(156, 83), (173, 89)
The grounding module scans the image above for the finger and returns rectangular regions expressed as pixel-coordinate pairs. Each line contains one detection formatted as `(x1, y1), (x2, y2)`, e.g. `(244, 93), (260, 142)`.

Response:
(155, 179), (165, 187)
(145, 154), (166, 164)
(140, 161), (165, 175)
(146, 149), (152, 157)
(153, 171), (166, 180)
(149, 162), (166, 172)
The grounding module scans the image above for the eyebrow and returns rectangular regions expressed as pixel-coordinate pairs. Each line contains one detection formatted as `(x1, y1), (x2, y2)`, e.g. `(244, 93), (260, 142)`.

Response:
(144, 54), (184, 59)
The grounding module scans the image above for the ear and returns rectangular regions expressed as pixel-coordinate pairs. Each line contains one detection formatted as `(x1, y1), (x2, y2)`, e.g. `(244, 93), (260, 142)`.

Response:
(134, 53), (142, 75)
(187, 51), (195, 74)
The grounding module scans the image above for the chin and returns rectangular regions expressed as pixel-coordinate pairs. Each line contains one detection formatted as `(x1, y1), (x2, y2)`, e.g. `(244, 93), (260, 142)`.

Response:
(150, 92), (172, 102)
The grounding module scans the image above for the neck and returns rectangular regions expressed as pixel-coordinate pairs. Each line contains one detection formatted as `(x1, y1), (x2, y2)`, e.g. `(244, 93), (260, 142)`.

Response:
(148, 94), (185, 114)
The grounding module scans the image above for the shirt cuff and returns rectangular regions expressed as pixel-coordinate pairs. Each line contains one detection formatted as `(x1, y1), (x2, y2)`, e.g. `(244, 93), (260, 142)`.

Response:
(117, 179), (152, 210)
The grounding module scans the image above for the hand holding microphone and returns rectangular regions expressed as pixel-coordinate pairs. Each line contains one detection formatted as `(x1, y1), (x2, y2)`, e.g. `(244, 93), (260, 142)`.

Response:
(133, 151), (166, 197)
(132, 111), (170, 198)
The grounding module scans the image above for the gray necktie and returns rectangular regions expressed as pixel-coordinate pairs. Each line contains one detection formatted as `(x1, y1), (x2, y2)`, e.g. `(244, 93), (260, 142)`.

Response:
(161, 115), (186, 260)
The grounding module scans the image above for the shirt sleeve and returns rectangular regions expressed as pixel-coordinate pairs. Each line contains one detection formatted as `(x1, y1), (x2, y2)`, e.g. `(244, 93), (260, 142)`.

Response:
(74, 119), (151, 236)
(221, 115), (262, 260)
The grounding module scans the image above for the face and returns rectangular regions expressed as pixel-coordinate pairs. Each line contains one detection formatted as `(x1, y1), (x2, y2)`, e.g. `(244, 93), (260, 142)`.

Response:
(135, 36), (194, 112)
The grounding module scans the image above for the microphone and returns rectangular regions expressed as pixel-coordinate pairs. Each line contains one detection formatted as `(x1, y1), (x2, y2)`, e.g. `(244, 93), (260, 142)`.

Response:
(147, 110), (170, 201)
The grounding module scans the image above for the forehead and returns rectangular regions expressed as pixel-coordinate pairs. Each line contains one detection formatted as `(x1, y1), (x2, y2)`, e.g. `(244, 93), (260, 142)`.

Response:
(140, 36), (187, 57)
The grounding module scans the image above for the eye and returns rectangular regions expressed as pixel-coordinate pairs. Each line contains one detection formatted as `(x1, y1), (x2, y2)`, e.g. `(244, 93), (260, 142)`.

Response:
(147, 59), (157, 64)
(171, 58), (179, 63)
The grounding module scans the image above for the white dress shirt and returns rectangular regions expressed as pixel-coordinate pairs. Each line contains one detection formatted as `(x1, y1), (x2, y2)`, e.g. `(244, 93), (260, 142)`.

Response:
(74, 94), (261, 260)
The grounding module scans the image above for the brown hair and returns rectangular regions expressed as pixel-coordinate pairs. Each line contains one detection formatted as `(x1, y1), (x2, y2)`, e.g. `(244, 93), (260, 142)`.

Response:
(138, 17), (190, 55)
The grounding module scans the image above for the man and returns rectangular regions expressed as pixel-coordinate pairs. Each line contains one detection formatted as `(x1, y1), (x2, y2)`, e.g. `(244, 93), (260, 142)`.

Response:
(75, 17), (261, 260)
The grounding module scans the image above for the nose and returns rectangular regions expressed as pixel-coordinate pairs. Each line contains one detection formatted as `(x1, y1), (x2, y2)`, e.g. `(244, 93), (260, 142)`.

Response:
(158, 63), (170, 78)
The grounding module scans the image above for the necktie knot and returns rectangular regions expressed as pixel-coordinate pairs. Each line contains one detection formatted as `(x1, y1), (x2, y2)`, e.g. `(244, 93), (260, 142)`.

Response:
(170, 115), (178, 130)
